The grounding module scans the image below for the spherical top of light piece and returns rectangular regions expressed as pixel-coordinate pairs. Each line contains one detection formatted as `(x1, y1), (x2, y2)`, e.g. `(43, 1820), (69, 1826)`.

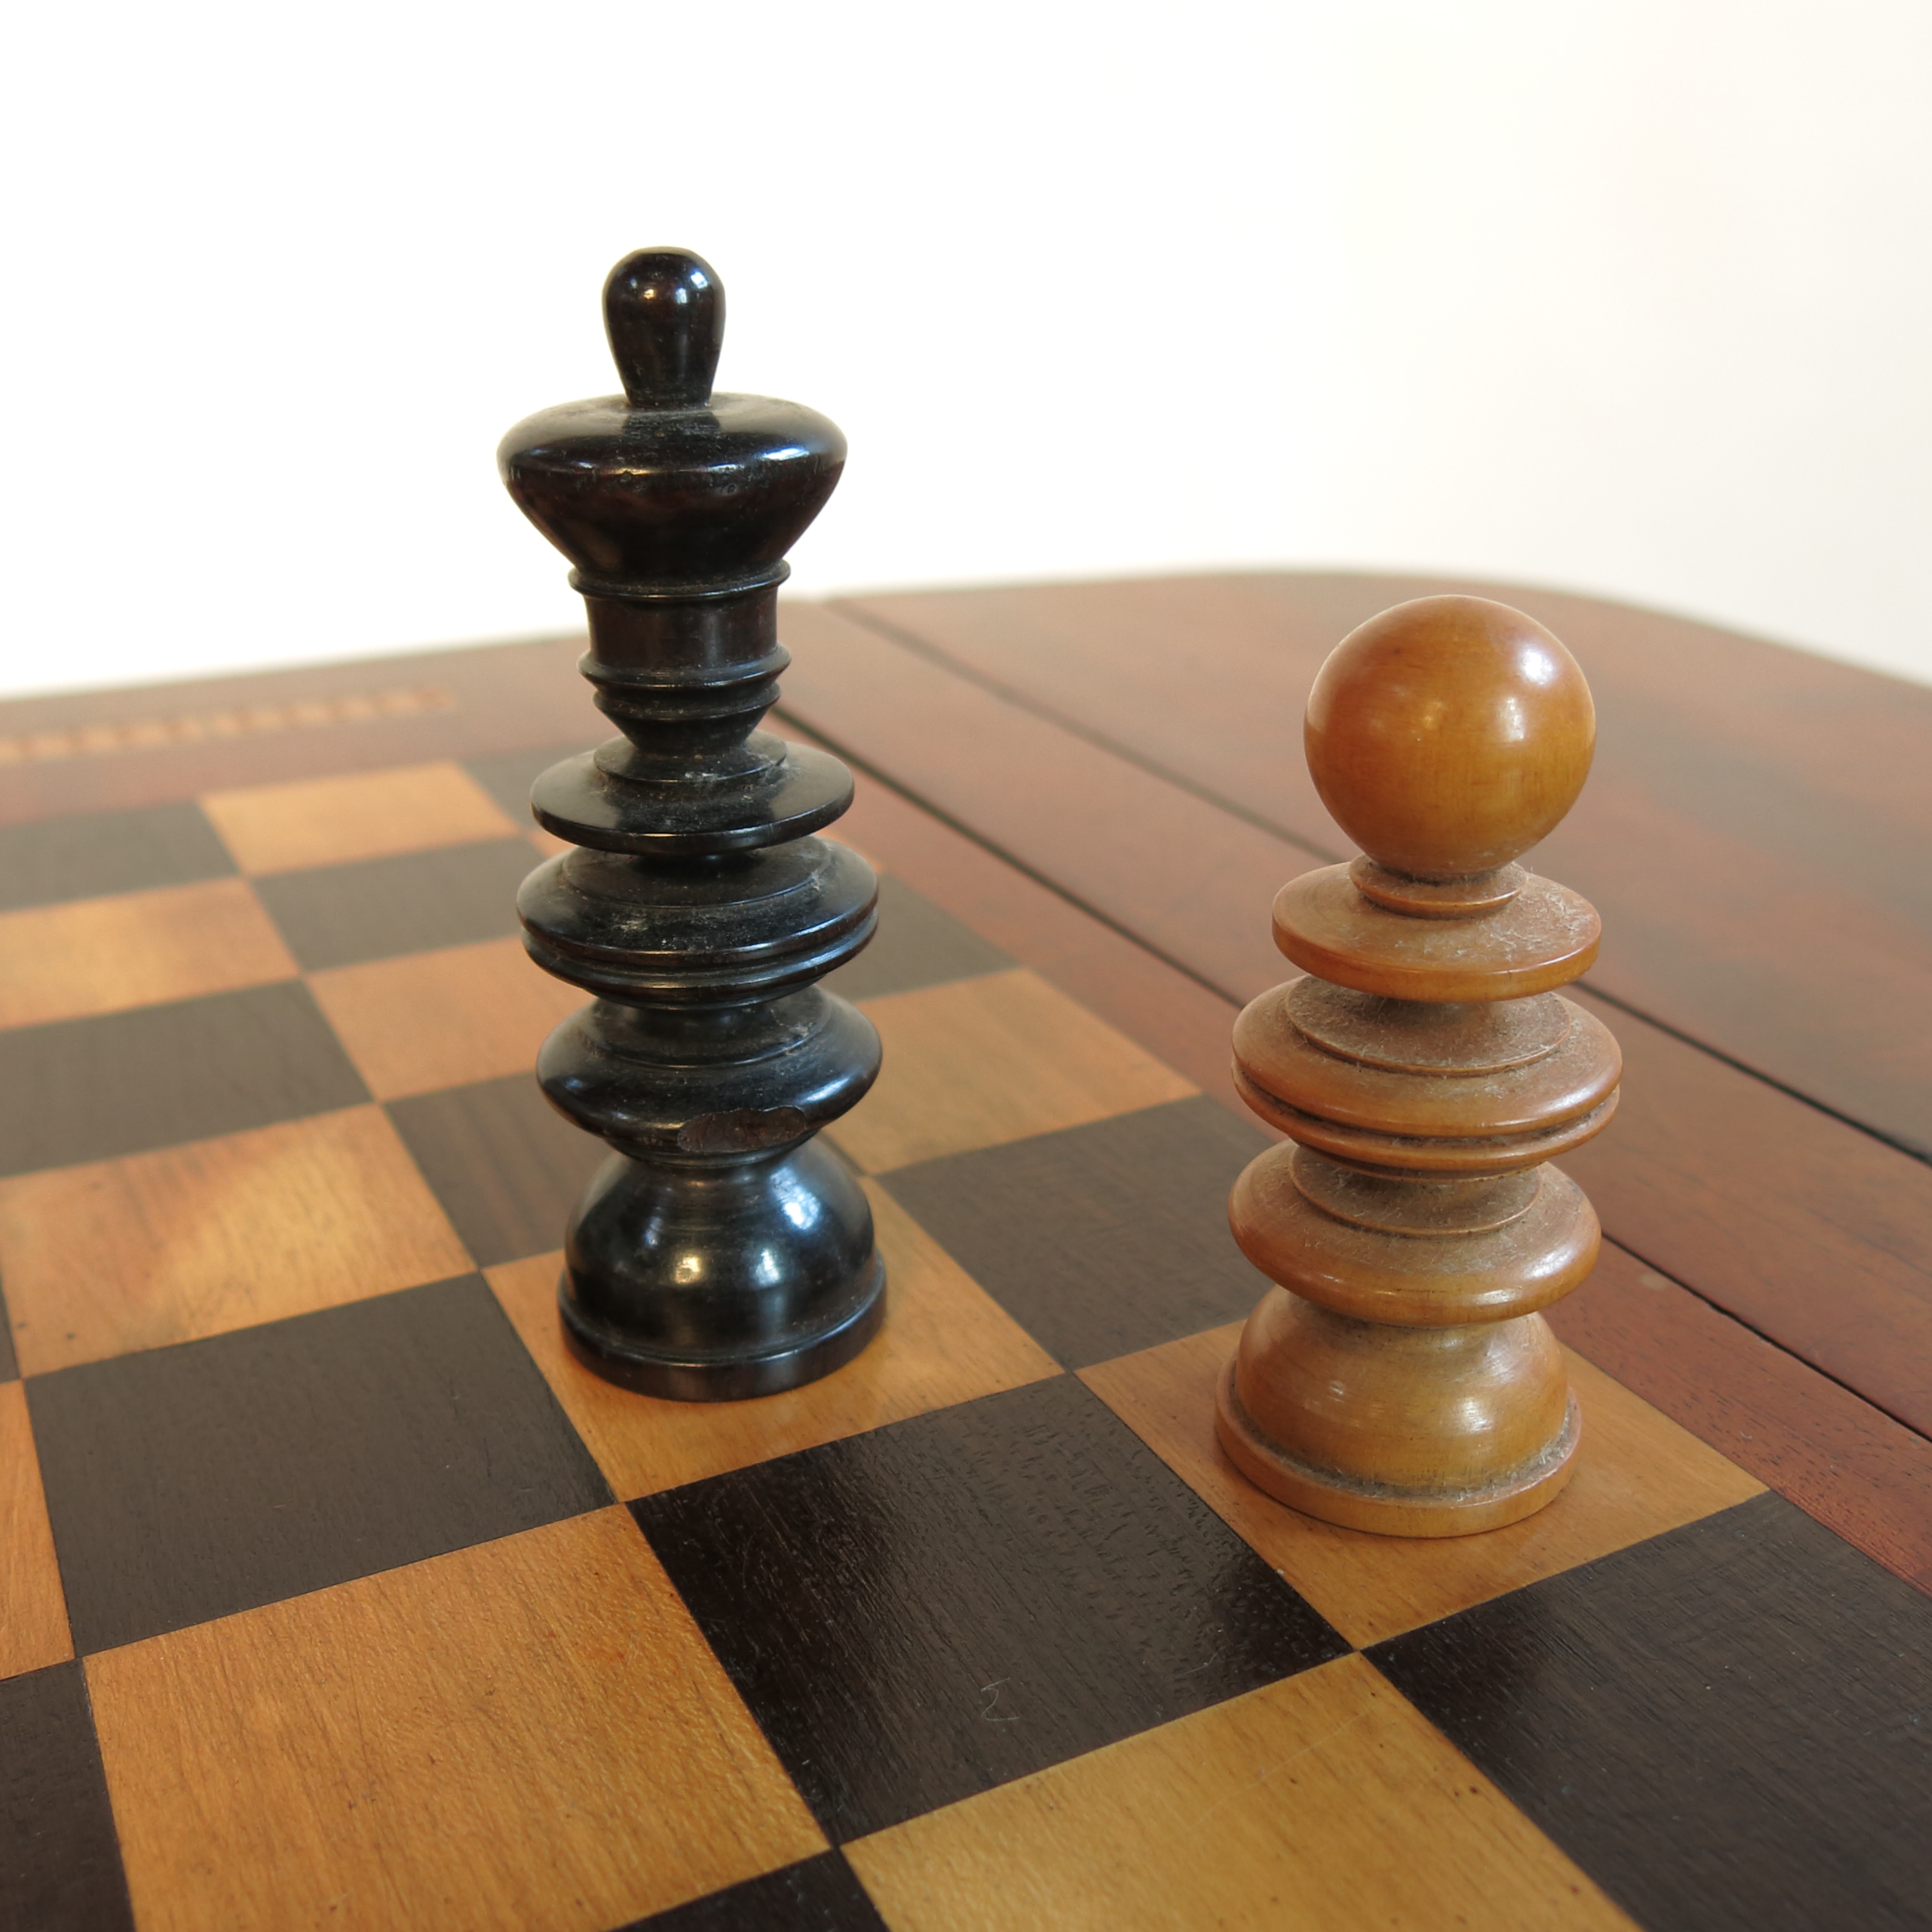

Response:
(1306, 595), (1596, 881)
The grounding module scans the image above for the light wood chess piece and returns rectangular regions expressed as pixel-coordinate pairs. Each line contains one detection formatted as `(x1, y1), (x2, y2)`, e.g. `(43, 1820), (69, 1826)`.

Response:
(1216, 595), (1621, 1536)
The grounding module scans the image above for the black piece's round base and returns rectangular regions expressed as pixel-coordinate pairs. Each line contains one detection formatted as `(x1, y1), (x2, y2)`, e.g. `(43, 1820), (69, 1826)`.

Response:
(557, 1256), (886, 1402)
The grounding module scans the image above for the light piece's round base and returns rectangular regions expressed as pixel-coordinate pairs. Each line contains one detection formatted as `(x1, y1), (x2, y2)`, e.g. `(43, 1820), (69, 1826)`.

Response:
(559, 1257), (885, 1402)
(1215, 1359), (1581, 1537)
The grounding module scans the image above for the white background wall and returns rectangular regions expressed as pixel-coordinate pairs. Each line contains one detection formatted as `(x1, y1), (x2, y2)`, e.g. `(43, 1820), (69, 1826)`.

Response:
(3, 0), (1929, 697)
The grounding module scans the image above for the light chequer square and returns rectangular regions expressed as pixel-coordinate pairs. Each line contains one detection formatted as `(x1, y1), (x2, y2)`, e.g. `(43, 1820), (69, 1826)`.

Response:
(847, 1653), (1636, 1932)
(307, 937), (586, 1101)
(828, 967), (1197, 1173)
(0, 1379), (72, 1679)
(0, 879), (295, 1030)
(87, 1507), (825, 1932)
(1079, 1326), (1765, 1647)
(201, 761), (519, 875)
(488, 1181), (1058, 1500)
(0, 1107), (473, 1375)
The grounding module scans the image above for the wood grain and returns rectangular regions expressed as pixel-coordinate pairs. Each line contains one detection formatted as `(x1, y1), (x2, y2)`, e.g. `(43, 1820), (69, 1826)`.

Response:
(8, 570), (1924, 1152)
(879, 1097), (1271, 1368)
(830, 574), (1932, 1161)
(387, 1072), (607, 1270)
(639, 1855), (888, 1930)
(633, 1373), (1344, 1841)
(1302, 595), (1596, 878)
(487, 1182), (1058, 1499)
(781, 601), (1932, 1439)
(0, 590), (1918, 1574)
(252, 837), (532, 971)
(821, 872), (1015, 1003)
(846, 1652), (1636, 1932)
(821, 751), (1250, 1118)
(816, 699), (1932, 1580)
(0, 1662), (135, 1931)
(779, 601), (1291, 1005)
(1549, 1240), (1932, 1594)
(1219, 1299), (1581, 1538)
(1220, 593), (1623, 1548)
(202, 759), (521, 874)
(828, 968), (1197, 1173)
(0, 878), (295, 1029)
(1083, 1324), (1762, 1647)
(1269, 865), (1601, 1003)
(1562, 984), (1932, 1437)
(0, 635), (595, 830)
(0, 1105), (473, 1374)
(820, 727), (1932, 1587)
(33, 1277), (610, 1657)
(307, 936), (587, 1100)
(0, 981), (370, 1180)
(0, 799), (234, 914)
(1371, 1491), (1932, 1932)
(0, 1379), (72, 1679)
(87, 1507), (825, 1932)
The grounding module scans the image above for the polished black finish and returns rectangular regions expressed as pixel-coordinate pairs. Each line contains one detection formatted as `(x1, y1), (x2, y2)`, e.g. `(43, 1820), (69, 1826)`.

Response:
(602, 251), (726, 411)
(882, 1098), (1274, 1365)
(633, 1373), (1346, 1839)
(0, 982), (367, 1178)
(562, 1144), (884, 1400)
(623, 1852), (887, 1931)
(0, 1663), (136, 1932)
(499, 251), (881, 1399)
(1372, 1492), (1932, 1932)
(30, 1277), (610, 1653)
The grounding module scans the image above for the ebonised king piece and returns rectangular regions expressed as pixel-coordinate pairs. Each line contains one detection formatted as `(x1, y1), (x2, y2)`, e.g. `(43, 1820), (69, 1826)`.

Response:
(498, 249), (884, 1400)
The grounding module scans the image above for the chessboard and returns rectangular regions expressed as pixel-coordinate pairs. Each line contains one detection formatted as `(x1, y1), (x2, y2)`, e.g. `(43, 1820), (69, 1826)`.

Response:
(2, 573), (1929, 1932)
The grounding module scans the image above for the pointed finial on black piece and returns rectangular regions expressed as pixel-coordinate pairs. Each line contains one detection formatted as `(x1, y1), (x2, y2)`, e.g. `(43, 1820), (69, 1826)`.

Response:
(500, 248), (843, 591)
(603, 248), (724, 409)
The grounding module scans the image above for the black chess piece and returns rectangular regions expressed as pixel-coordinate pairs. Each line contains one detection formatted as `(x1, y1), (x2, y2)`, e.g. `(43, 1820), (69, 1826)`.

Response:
(499, 249), (885, 1400)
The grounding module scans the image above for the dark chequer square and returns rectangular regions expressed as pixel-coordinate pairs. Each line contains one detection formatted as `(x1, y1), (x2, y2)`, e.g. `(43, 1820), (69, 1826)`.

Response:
(821, 875), (1013, 1002)
(0, 801), (235, 916)
(29, 1277), (611, 1654)
(387, 1073), (607, 1268)
(464, 741), (584, 822)
(881, 1097), (1275, 1366)
(1370, 1492), (1932, 1932)
(0, 1662), (135, 1932)
(0, 982), (369, 1178)
(633, 1373), (1344, 1840)
(252, 838), (534, 970)
(623, 1853), (887, 1931)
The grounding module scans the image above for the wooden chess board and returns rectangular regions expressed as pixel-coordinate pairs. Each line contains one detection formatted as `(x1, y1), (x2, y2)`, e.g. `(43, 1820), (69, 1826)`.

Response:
(1, 573), (1928, 1932)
